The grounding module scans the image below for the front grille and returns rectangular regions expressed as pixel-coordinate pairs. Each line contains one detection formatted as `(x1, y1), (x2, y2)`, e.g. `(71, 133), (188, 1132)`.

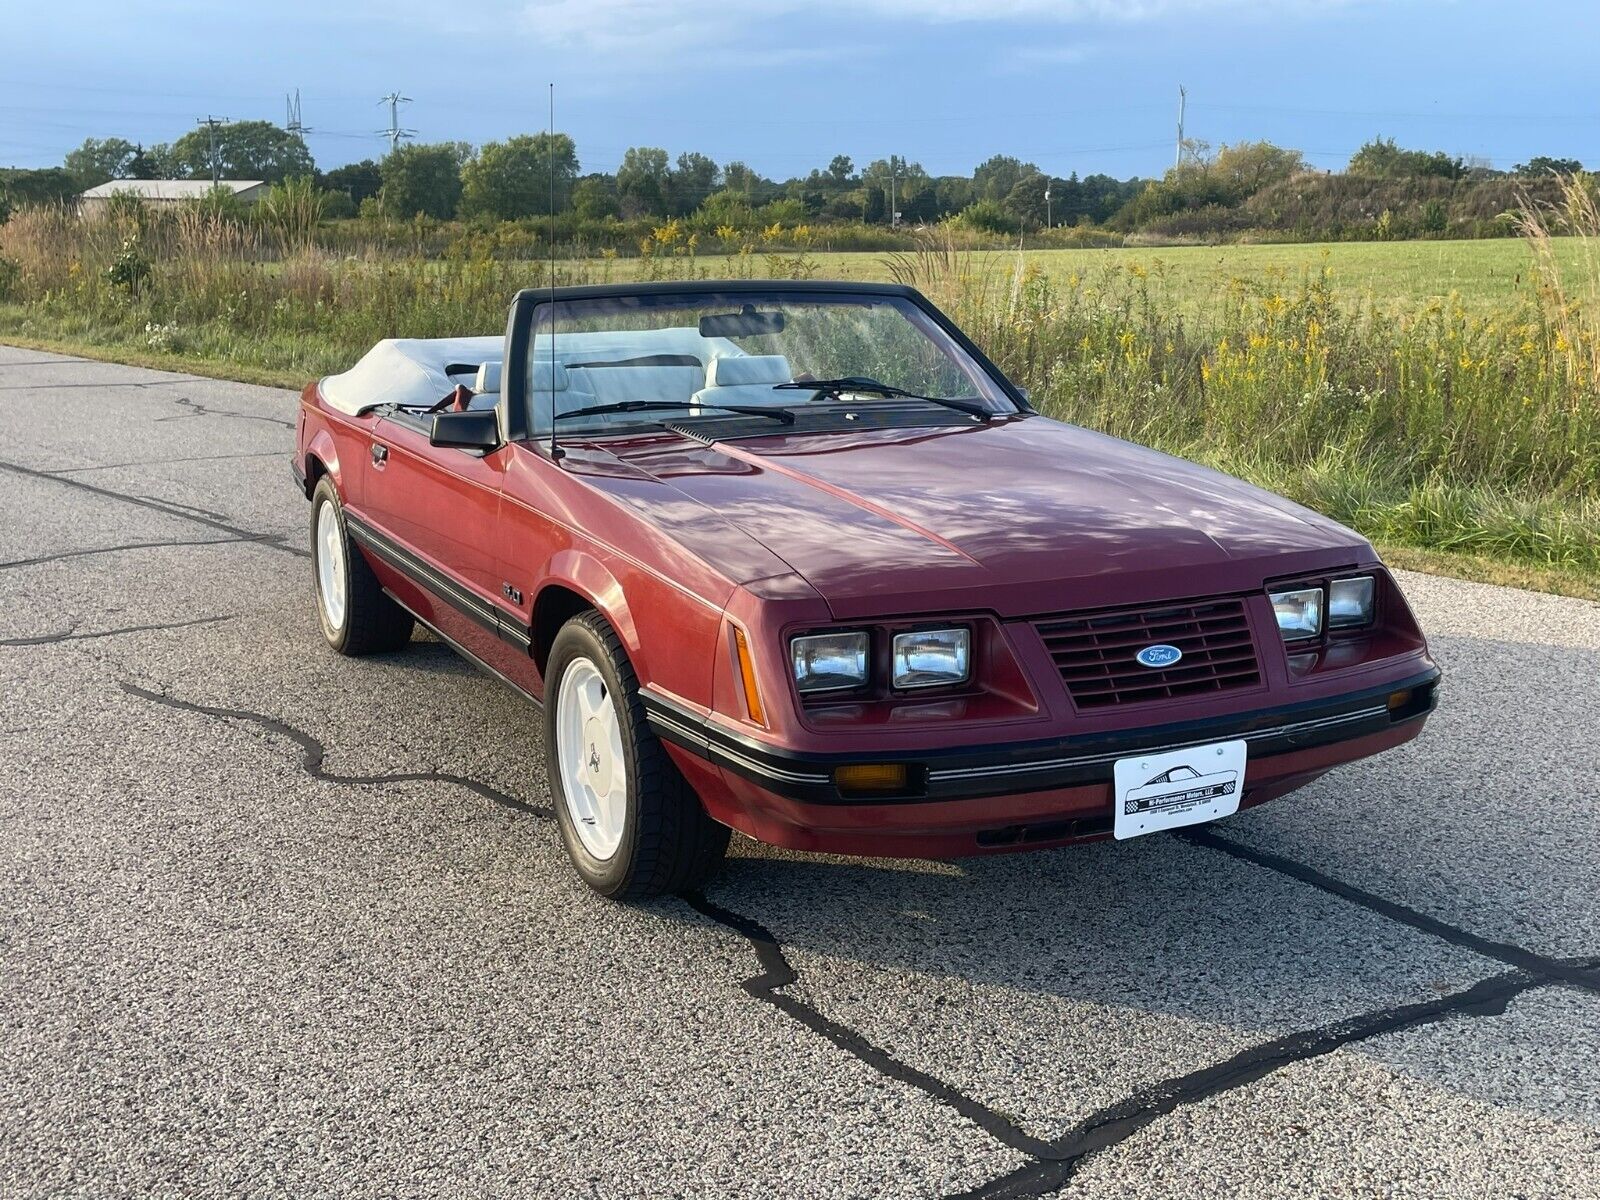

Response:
(1036, 597), (1261, 709)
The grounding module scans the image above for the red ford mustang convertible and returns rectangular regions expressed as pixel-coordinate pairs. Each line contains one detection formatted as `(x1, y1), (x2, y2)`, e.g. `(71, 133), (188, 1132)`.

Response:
(293, 281), (1439, 898)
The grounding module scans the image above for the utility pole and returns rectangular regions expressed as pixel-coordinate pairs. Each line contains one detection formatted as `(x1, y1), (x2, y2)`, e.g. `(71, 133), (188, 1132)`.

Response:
(377, 92), (414, 155)
(196, 116), (228, 185)
(1045, 181), (1052, 230)
(889, 156), (897, 228)
(1175, 85), (1187, 168)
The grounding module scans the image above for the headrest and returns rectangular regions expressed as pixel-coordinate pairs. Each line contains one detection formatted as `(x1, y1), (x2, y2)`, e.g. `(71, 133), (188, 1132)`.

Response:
(530, 359), (570, 391)
(474, 360), (502, 394)
(707, 354), (791, 388)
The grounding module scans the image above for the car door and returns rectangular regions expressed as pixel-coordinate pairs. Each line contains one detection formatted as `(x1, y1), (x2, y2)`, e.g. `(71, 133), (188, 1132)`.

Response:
(354, 409), (525, 677)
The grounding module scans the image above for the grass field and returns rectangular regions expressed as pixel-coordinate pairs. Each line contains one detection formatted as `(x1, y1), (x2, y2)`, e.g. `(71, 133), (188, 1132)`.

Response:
(1, 207), (1596, 594)
(754, 239), (1560, 316)
(562, 237), (1586, 319)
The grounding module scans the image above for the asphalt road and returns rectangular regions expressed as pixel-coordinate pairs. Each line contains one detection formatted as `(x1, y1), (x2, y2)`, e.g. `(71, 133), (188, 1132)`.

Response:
(1, 344), (1596, 1198)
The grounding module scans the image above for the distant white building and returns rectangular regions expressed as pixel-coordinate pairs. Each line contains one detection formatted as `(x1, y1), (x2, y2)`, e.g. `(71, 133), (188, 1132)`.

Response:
(79, 179), (267, 215)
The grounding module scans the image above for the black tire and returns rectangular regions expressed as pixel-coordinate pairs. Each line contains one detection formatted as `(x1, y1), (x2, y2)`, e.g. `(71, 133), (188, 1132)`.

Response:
(545, 610), (729, 899)
(310, 477), (414, 656)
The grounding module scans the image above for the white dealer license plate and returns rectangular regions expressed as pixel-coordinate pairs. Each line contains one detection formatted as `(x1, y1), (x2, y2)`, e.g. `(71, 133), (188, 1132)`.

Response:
(1112, 739), (1247, 840)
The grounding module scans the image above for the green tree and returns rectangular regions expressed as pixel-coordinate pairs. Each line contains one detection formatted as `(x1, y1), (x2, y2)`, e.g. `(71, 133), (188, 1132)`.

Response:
(1211, 141), (1304, 194)
(932, 176), (974, 219)
(64, 137), (139, 189)
(1348, 137), (1463, 180)
(129, 143), (176, 179)
(320, 159), (383, 205)
(571, 176), (620, 221)
(460, 133), (579, 220)
(617, 146), (670, 217)
(861, 157), (929, 222)
(380, 143), (463, 219)
(0, 167), (79, 207)
(973, 155), (1038, 202)
(1003, 173), (1054, 227)
(1514, 155), (1584, 177)
(170, 120), (314, 184)
(723, 161), (768, 201)
(667, 151), (718, 215)
(863, 187), (886, 224)
(826, 154), (855, 187)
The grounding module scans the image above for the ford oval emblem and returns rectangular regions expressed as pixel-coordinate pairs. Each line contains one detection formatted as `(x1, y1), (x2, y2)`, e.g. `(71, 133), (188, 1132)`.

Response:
(1135, 644), (1183, 669)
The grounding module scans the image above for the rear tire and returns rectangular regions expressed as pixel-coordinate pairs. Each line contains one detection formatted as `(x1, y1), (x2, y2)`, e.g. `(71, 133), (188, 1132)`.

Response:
(310, 477), (414, 656)
(545, 610), (729, 899)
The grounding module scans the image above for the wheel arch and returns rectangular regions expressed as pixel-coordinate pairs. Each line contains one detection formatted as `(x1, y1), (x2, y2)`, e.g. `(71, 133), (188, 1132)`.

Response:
(530, 552), (641, 679)
(303, 427), (342, 500)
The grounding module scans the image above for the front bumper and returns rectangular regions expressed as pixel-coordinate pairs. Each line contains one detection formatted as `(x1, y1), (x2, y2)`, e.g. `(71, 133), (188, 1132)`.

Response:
(645, 667), (1440, 857)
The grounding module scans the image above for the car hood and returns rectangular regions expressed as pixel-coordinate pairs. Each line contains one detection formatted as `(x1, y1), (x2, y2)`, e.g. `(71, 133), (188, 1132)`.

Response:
(588, 416), (1372, 619)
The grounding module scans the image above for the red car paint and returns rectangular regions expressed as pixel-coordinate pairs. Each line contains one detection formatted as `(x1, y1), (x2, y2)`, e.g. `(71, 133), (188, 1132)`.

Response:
(295, 287), (1437, 858)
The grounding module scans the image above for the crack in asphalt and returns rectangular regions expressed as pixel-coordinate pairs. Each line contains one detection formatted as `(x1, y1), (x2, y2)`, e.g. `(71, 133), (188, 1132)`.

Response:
(48, 451), (284, 475)
(1184, 828), (1600, 993)
(155, 394), (295, 430)
(117, 681), (546, 818)
(685, 891), (1059, 1161)
(947, 967), (1593, 1199)
(688, 839), (1599, 1200)
(1, 614), (236, 647)
(687, 887), (1599, 1200)
(0, 378), (197, 391)
(0, 457), (307, 559)
(0, 535), (266, 571)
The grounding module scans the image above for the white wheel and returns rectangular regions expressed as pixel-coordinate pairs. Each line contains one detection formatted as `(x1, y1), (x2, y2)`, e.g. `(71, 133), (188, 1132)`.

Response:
(555, 656), (628, 861)
(308, 477), (412, 656)
(315, 498), (347, 633)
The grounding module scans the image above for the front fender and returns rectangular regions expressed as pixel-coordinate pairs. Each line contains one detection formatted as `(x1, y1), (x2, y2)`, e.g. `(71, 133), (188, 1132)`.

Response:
(536, 548), (728, 714)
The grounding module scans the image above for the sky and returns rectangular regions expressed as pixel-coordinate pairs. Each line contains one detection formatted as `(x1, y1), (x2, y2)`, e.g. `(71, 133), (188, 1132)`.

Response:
(5, 0), (1599, 181)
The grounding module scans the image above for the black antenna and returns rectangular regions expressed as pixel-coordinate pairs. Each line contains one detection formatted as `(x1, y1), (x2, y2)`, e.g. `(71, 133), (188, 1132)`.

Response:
(548, 82), (564, 462)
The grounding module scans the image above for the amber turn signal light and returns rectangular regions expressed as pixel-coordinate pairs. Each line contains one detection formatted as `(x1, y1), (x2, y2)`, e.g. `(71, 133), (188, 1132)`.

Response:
(834, 763), (909, 794)
(732, 626), (766, 726)
(1387, 688), (1413, 711)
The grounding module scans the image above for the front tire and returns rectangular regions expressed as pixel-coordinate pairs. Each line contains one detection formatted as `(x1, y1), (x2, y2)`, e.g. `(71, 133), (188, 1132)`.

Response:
(545, 611), (729, 899)
(310, 477), (413, 656)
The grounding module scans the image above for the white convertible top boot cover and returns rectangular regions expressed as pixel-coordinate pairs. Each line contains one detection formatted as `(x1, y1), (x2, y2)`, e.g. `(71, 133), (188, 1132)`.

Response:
(319, 336), (502, 415)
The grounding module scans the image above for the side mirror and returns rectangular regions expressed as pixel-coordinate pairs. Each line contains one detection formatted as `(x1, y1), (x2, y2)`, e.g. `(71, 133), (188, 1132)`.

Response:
(430, 409), (500, 450)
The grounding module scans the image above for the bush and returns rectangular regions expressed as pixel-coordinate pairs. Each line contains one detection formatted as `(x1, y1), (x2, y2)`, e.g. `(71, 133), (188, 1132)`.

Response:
(951, 199), (1018, 235)
(104, 234), (151, 295)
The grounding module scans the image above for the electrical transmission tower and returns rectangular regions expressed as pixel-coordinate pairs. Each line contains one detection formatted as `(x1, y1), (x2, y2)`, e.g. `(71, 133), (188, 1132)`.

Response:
(196, 115), (229, 185)
(286, 90), (311, 137)
(377, 93), (415, 154)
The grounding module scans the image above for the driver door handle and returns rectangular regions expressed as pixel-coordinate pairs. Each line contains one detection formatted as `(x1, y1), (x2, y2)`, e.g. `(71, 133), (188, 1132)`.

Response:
(371, 443), (389, 466)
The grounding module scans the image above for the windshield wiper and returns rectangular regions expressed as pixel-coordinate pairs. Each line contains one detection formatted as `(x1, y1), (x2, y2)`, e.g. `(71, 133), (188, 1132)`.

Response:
(771, 377), (992, 421)
(553, 400), (795, 424)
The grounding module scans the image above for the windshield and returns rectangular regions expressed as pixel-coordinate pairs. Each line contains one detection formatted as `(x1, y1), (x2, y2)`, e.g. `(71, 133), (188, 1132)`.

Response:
(523, 290), (1014, 437)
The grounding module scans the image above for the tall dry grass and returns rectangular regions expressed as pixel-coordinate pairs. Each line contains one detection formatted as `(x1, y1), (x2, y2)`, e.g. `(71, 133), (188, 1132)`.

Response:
(1, 205), (1596, 568)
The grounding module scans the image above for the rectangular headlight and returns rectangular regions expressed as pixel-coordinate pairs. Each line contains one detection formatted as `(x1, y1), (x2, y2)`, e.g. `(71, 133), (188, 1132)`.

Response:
(1269, 587), (1323, 640)
(1328, 576), (1376, 629)
(892, 628), (971, 689)
(791, 631), (869, 693)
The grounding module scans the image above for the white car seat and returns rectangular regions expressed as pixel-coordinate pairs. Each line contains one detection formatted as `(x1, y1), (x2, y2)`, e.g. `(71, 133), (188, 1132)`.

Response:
(691, 354), (793, 410)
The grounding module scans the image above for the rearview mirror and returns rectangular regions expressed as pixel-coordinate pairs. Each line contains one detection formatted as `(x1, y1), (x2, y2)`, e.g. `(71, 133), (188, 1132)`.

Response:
(699, 305), (786, 337)
(430, 409), (500, 450)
